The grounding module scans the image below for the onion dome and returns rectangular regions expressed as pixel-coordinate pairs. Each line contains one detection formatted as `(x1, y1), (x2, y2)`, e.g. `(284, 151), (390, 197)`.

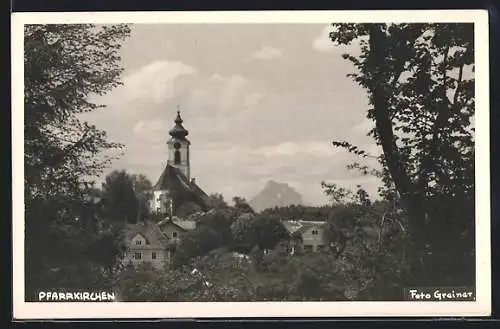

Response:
(169, 110), (189, 139)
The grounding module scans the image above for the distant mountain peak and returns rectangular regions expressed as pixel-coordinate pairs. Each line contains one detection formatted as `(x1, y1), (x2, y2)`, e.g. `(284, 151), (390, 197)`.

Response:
(250, 180), (304, 212)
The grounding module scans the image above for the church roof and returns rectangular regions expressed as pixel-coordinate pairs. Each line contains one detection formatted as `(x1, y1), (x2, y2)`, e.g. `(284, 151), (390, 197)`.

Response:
(169, 110), (189, 140)
(154, 164), (192, 192)
(154, 164), (211, 211)
(189, 179), (210, 207)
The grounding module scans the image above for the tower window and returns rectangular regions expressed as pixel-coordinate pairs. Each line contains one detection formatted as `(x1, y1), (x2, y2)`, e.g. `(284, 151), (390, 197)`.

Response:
(174, 150), (181, 164)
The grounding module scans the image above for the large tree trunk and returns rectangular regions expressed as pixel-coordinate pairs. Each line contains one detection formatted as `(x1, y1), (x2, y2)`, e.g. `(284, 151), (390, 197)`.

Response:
(367, 25), (428, 283)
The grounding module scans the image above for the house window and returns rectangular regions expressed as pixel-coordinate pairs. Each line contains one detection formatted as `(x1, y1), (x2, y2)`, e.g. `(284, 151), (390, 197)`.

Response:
(135, 239), (142, 245)
(312, 230), (319, 235)
(172, 232), (178, 238)
(316, 245), (325, 252)
(303, 245), (313, 252)
(152, 252), (157, 260)
(174, 150), (181, 164)
(134, 252), (142, 260)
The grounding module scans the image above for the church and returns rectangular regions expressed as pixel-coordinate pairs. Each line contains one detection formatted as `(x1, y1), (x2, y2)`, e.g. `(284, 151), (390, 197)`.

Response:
(149, 110), (211, 217)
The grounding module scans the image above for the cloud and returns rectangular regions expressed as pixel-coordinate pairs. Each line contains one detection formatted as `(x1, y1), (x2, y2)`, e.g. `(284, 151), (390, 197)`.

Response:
(251, 46), (283, 60)
(254, 141), (337, 157)
(352, 117), (373, 133)
(312, 25), (334, 52)
(132, 120), (166, 137)
(182, 73), (267, 121)
(118, 60), (197, 103)
(194, 141), (338, 168)
(190, 140), (382, 205)
(186, 74), (250, 113)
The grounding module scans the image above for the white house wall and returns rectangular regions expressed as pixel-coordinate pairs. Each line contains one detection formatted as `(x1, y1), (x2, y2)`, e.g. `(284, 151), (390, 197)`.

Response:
(122, 247), (169, 269)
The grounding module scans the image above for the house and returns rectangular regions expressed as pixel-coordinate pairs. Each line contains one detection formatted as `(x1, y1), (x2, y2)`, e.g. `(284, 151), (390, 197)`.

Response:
(149, 110), (212, 217)
(282, 220), (327, 253)
(121, 221), (169, 269)
(122, 216), (199, 268)
(158, 216), (197, 240)
(158, 217), (197, 261)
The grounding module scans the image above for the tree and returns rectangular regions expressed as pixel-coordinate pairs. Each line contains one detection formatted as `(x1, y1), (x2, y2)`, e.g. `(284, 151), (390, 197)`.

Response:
(196, 209), (234, 246)
(24, 24), (130, 299)
(232, 196), (255, 214)
(101, 170), (140, 223)
(130, 174), (153, 220)
(24, 24), (130, 203)
(329, 23), (475, 286)
(252, 215), (290, 250)
(173, 226), (223, 266)
(230, 215), (257, 253)
(231, 215), (290, 253)
(318, 190), (411, 300)
(208, 193), (230, 210)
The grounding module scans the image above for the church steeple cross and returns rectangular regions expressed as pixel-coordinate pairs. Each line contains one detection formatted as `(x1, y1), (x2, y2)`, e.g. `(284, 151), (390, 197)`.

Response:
(175, 106), (184, 125)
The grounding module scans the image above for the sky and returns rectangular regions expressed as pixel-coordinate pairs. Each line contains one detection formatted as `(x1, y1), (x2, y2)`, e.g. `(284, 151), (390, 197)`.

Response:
(81, 23), (383, 206)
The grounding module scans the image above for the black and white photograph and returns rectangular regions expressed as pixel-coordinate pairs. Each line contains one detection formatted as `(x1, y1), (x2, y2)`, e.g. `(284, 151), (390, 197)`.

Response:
(12, 10), (490, 318)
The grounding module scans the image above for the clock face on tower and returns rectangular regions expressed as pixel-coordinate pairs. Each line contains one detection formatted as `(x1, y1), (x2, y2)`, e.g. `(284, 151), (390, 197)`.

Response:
(174, 142), (181, 149)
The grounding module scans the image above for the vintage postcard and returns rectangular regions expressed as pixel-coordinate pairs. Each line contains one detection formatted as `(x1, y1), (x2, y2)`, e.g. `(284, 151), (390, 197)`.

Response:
(12, 10), (490, 319)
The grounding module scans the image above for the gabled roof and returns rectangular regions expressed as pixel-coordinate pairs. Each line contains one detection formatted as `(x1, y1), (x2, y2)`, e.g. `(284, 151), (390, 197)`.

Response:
(154, 164), (191, 191)
(154, 164), (211, 211)
(172, 219), (196, 231)
(283, 220), (326, 235)
(158, 217), (197, 231)
(131, 232), (149, 243)
(124, 221), (168, 249)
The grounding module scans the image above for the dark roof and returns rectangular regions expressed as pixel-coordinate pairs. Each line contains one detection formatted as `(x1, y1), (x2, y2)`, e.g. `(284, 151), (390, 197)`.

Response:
(189, 179), (211, 210)
(154, 164), (191, 191)
(169, 110), (189, 140)
(158, 217), (197, 231)
(124, 221), (168, 249)
(154, 164), (211, 211)
(173, 218), (197, 230)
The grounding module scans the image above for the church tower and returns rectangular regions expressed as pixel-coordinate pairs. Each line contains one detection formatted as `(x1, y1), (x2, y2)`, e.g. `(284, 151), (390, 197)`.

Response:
(167, 110), (190, 180)
(151, 109), (210, 218)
